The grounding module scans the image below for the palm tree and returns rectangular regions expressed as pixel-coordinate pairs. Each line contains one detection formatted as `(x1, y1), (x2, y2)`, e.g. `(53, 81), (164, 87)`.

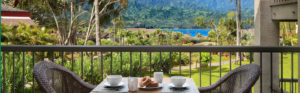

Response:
(112, 15), (125, 43)
(151, 29), (164, 45)
(231, 0), (241, 46)
(194, 16), (207, 28)
(93, 0), (128, 46)
(172, 32), (184, 44)
(231, 0), (242, 63)
(196, 33), (202, 40)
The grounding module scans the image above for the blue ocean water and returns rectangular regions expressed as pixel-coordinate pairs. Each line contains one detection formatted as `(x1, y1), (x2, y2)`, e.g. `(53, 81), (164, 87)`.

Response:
(162, 29), (211, 37)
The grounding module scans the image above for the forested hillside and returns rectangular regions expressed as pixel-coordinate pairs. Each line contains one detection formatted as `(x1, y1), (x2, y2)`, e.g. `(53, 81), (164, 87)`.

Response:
(134, 0), (254, 11)
(122, 0), (254, 28)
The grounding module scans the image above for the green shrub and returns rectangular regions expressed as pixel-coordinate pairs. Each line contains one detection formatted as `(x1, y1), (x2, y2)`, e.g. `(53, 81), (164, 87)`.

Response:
(1, 23), (57, 45)
(200, 53), (210, 63)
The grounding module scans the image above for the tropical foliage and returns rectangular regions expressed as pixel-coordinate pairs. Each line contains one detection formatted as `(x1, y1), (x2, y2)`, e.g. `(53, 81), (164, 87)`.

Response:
(122, 0), (254, 28)
(1, 24), (57, 45)
(280, 22), (297, 46)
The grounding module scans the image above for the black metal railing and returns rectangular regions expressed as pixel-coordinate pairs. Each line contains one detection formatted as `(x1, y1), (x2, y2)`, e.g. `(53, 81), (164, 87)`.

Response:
(280, 78), (298, 93)
(1, 45), (300, 93)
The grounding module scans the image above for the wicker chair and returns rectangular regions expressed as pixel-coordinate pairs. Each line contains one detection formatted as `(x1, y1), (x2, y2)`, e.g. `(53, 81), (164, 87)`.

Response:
(198, 64), (261, 93)
(33, 61), (95, 93)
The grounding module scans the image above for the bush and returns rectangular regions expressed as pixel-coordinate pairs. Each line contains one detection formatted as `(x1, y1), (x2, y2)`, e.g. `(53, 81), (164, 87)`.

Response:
(2, 52), (43, 93)
(200, 53), (210, 63)
(1, 23), (57, 45)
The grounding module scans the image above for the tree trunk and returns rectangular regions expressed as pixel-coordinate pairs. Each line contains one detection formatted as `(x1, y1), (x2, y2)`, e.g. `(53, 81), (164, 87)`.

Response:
(84, 6), (95, 45)
(59, 11), (64, 44)
(63, 0), (68, 44)
(235, 0), (241, 46)
(289, 22), (293, 46)
(217, 34), (219, 46)
(46, 0), (62, 44)
(235, 0), (242, 64)
(84, 23), (95, 45)
(64, 0), (74, 45)
(94, 0), (101, 46)
(282, 23), (286, 46)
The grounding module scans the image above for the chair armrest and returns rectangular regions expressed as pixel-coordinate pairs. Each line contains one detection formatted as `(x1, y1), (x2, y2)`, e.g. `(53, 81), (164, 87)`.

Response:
(198, 70), (237, 92)
(198, 86), (215, 92)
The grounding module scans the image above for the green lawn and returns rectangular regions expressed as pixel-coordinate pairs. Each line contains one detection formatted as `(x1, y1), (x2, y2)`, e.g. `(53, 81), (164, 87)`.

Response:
(191, 53), (237, 63)
(279, 53), (298, 93)
(171, 60), (248, 87)
(168, 53), (298, 92)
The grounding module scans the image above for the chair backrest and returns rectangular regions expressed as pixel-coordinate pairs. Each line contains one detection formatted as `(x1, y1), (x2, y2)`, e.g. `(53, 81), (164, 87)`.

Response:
(33, 61), (95, 93)
(199, 64), (261, 93)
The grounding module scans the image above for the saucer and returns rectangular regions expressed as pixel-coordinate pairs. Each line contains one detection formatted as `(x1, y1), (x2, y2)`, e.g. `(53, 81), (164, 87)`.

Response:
(104, 82), (124, 88)
(169, 83), (189, 89)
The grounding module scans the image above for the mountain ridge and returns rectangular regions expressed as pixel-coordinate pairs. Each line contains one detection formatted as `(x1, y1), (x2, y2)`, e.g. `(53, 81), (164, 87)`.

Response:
(121, 0), (254, 28)
(132, 0), (254, 11)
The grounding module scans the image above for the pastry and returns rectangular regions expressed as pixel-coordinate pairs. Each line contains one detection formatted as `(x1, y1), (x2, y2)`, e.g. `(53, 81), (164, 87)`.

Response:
(146, 81), (159, 87)
(139, 76), (151, 87)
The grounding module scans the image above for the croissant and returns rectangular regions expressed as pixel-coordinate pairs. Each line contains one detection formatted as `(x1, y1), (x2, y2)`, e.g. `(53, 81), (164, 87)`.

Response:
(146, 81), (159, 87)
(139, 76), (151, 87)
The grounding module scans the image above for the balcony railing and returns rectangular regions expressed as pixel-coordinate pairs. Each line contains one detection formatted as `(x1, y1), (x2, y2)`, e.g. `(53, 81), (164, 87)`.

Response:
(280, 78), (298, 92)
(1, 45), (300, 93)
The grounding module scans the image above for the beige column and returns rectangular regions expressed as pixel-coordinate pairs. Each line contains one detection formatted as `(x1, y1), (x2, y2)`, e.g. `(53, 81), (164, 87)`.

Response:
(254, 0), (280, 93)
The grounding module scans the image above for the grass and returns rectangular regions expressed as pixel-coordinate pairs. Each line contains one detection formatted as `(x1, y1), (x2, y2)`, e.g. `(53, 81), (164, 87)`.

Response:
(279, 53), (298, 93)
(190, 53), (237, 63)
(170, 60), (248, 87)
(168, 53), (298, 92)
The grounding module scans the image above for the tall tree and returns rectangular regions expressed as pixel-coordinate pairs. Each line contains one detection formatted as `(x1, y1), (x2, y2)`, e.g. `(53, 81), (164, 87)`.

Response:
(231, 0), (242, 46)
(196, 33), (203, 39)
(84, 6), (96, 45)
(94, 0), (100, 45)
(112, 15), (125, 44)
(93, 0), (128, 46)
(195, 16), (227, 46)
(11, 0), (88, 45)
(231, 0), (242, 62)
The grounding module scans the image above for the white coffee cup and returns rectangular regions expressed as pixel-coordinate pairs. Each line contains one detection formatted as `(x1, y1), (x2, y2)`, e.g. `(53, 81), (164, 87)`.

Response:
(107, 75), (122, 86)
(171, 76), (186, 87)
(154, 72), (163, 83)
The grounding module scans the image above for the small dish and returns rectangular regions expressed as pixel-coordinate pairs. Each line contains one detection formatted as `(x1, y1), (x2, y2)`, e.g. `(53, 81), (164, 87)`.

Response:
(169, 83), (189, 89)
(104, 82), (124, 88)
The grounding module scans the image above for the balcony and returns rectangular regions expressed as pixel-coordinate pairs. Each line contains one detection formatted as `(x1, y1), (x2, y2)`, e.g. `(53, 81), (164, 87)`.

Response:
(1, 45), (299, 93)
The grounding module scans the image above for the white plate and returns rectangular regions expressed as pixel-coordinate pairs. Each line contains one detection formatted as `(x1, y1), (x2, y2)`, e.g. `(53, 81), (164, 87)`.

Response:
(169, 83), (189, 89)
(104, 82), (124, 88)
(139, 83), (163, 90)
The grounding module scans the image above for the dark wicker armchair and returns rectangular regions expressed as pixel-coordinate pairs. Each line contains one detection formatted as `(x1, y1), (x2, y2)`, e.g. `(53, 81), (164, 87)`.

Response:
(198, 64), (261, 93)
(33, 61), (95, 93)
